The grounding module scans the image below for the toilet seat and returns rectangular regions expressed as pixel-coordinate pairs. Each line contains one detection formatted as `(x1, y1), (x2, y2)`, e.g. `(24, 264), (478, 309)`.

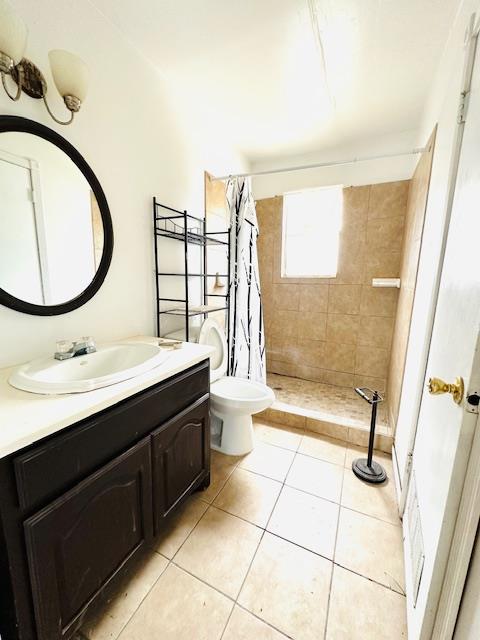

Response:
(198, 318), (228, 381)
(211, 376), (275, 413)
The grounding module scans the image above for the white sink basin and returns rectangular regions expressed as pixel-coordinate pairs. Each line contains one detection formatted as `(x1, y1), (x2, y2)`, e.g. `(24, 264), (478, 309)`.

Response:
(9, 342), (171, 395)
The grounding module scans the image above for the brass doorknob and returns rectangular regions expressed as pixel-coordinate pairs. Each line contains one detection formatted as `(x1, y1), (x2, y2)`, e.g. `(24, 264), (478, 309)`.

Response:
(428, 377), (464, 405)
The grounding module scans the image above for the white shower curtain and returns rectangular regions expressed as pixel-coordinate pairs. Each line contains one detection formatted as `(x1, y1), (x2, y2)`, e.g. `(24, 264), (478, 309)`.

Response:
(226, 177), (266, 384)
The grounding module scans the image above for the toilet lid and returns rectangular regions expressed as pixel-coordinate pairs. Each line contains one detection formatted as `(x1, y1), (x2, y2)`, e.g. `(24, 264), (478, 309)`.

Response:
(198, 318), (228, 381)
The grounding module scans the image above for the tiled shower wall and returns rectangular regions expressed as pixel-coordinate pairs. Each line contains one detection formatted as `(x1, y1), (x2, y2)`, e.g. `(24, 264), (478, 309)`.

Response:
(256, 181), (410, 392)
(387, 131), (435, 429)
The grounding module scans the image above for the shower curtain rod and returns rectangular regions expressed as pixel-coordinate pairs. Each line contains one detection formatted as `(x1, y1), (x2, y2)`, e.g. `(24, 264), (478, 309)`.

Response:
(212, 147), (426, 181)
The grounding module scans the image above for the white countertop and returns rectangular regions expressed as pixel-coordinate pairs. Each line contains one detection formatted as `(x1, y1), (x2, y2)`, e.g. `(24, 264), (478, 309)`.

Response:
(0, 337), (214, 460)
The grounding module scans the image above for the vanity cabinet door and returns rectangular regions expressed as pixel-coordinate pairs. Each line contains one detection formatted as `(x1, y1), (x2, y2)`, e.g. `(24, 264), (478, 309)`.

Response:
(23, 438), (153, 640)
(152, 394), (210, 531)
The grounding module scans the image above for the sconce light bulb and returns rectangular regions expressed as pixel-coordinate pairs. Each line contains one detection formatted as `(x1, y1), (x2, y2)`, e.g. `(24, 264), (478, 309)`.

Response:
(0, 0), (28, 65)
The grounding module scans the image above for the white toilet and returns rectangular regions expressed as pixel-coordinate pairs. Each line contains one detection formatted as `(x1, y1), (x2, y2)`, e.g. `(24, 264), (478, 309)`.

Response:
(192, 318), (274, 455)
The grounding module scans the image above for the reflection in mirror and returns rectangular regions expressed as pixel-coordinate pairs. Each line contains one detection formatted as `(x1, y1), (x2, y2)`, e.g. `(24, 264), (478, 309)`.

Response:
(0, 132), (104, 306)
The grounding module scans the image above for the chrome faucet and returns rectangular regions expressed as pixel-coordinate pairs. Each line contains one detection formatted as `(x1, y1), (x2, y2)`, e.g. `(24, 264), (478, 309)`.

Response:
(54, 337), (97, 360)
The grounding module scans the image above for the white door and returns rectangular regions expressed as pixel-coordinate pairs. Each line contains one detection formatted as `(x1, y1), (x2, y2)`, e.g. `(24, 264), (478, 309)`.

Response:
(404, 29), (480, 640)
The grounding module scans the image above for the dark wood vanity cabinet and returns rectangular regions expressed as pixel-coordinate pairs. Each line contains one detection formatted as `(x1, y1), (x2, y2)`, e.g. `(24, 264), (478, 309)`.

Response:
(153, 396), (210, 531)
(0, 359), (210, 640)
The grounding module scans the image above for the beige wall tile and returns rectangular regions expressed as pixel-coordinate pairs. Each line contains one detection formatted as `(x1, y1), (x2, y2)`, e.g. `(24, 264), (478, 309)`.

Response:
(279, 411), (307, 428)
(298, 284), (329, 312)
(387, 133), (436, 433)
(355, 345), (389, 378)
(366, 216), (405, 252)
(326, 314), (359, 345)
(328, 285), (362, 314)
(272, 283), (299, 311)
(306, 418), (349, 441)
(294, 364), (325, 383)
(347, 427), (393, 454)
(297, 339), (326, 368)
(298, 312), (327, 341)
(271, 310), (298, 339)
(321, 369), (355, 387)
(364, 250), (402, 284)
(360, 286), (398, 317)
(324, 342), (356, 373)
(270, 336), (299, 363)
(357, 315), (394, 348)
(268, 360), (297, 377)
(333, 237), (366, 285)
(353, 375), (386, 394)
(343, 185), (370, 222)
(368, 180), (409, 220)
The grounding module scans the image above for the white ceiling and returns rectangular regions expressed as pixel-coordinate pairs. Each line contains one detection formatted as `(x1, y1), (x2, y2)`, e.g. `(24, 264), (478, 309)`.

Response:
(91, 0), (458, 162)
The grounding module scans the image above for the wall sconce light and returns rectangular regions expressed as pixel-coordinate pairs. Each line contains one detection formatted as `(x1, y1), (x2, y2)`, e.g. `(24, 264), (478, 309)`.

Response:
(0, 0), (88, 125)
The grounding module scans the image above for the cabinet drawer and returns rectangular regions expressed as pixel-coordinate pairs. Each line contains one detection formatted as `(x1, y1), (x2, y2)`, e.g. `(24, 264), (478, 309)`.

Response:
(152, 395), (210, 533)
(14, 359), (209, 512)
(24, 437), (153, 640)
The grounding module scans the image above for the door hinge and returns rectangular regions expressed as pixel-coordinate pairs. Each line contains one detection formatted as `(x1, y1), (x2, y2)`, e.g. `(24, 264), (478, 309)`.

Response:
(466, 390), (480, 414)
(458, 90), (470, 124)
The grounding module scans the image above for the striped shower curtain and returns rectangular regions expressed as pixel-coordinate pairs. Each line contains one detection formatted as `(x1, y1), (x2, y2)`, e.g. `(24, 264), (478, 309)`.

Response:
(226, 177), (266, 383)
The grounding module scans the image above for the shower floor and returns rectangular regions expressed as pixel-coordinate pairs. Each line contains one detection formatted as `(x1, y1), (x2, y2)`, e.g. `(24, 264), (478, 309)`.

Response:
(267, 373), (390, 433)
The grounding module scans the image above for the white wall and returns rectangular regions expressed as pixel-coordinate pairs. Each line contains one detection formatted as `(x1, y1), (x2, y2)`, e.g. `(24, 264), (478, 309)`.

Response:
(0, 0), (247, 368)
(252, 129), (418, 199)
(394, 0), (479, 483)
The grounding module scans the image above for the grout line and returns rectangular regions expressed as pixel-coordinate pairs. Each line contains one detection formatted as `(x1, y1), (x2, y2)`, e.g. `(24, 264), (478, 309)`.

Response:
(323, 443), (346, 639)
(219, 441), (301, 639)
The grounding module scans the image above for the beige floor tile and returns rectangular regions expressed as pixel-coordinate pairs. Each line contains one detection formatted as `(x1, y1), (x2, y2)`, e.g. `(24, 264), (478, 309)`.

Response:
(344, 444), (394, 477)
(223, 606), (290, 640)
(174, 506), (262, 598)
(82, 551), (168, 640)
(335, 507), (405, 593)
(118, 564), (232, 640)
(326, 565), (407, 639)
(341, 468), (400, 525)
(267, 486), (339, 559)
(214, 467), (282, 527)
(238, 532), (332, 640)
(254, 420), (304, 451)
(153, 495), (209, 559)
(286, 454), (343, 503)
(201, 451), (238, 503)
(298, 433), (346, 466)
(239, 442), (295, 482)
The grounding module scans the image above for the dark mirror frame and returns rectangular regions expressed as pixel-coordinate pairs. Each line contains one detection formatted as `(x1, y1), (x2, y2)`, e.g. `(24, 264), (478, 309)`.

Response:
(0, 115), (113, 316)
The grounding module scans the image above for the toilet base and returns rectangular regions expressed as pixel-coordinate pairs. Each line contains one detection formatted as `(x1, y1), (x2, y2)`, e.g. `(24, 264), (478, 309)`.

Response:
(211, 412), (255, 456)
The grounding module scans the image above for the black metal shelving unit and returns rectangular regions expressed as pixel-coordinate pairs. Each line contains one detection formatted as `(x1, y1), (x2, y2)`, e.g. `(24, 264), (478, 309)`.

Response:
(153, 197), (231, 350)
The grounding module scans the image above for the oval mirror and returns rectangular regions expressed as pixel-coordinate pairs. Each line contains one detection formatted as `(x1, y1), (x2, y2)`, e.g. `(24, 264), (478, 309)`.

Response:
(0, 116), (113, 315)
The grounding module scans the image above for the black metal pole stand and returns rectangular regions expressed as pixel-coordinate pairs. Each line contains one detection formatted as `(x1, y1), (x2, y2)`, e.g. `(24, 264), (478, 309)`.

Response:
(352, 387), (387, 484)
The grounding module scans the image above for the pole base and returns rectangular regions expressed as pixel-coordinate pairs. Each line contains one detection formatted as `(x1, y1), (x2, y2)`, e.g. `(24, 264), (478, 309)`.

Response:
(352, 458), (387, 484)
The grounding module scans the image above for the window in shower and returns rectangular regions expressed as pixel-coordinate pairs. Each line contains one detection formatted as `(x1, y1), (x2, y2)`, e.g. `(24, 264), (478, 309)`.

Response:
(281, 184), (343, 278)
